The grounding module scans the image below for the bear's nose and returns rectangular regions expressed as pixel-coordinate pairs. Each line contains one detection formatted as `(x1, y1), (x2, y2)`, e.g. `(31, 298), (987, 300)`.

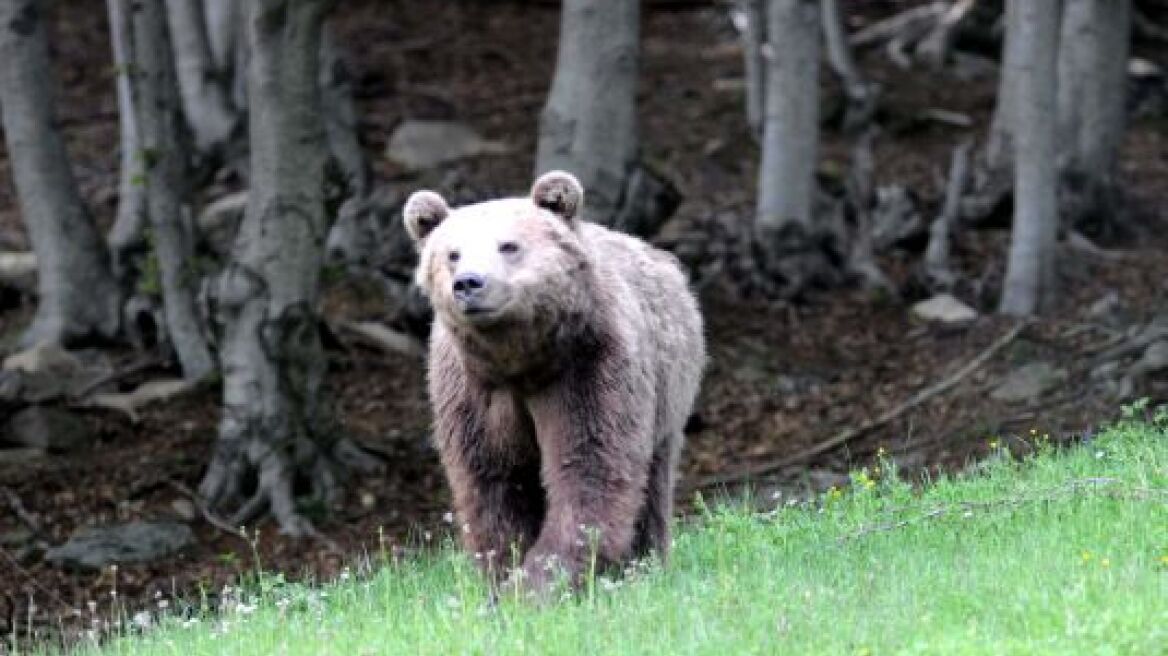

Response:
(452, 272), (487, 301)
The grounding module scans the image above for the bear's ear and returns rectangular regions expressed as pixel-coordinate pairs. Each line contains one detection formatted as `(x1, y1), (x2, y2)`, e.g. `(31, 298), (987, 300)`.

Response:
(403, 190), (450, 243)
(530, 170), (584, 222)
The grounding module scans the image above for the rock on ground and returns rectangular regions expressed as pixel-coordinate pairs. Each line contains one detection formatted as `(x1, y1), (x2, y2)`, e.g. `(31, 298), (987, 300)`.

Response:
(385, 120), (509, 171)
(44, 521), (194, 571)
(990, 362), (1067, 404)
(1, 405), (91, 452)
(911, 294), (979, 326)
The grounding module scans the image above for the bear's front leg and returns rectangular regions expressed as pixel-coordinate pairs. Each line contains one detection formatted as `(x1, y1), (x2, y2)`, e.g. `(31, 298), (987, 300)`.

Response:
(434, 388), (545, 582)
(518, 372), (655, 595)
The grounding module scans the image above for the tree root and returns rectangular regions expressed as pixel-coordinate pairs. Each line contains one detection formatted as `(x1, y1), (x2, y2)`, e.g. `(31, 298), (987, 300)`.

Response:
(198, 428), (377, 539)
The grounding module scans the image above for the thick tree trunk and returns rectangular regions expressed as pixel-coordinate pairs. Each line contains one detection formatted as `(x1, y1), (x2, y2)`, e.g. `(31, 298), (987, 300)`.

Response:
(1056, 0), (1131, 235)
(0, 0), (121, 345)
(106, 0), (148, 280)
(163, 0), (238, 153)
(535, 0), (639, 226)
(199, 0), (349, 536)
(1000, 0), (1062, 316)
(130, 0), (215, 380)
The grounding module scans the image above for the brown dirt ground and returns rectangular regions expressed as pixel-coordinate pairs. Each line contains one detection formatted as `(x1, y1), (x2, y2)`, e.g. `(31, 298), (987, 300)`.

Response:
(1, 0), (1166, 643)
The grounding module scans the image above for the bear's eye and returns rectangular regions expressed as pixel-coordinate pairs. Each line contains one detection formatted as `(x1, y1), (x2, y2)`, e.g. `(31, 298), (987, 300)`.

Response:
(447, 250), (461, 263)
(498, 241), (520, 255)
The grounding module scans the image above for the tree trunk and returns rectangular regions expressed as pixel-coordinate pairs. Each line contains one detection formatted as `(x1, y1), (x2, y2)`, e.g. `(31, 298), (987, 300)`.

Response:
(0, 0), (121, 346)
(320, 29), (369, 198)
(163, 0), (238, 154)
(1000, 0), (1062, 316)
(130, 0), (215, 380)
(752, 0), (826, 294)
(735, 0), (767, 138)
(199, 0), (347, 536)
(535, 0), (639, 226)
(984, 0), (1022, 175)
(1056, 0), (1131, 235)
(106, 0), (148, 280)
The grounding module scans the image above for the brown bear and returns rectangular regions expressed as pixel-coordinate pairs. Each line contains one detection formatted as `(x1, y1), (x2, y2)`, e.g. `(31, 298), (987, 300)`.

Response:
(404, 171), (705, 593)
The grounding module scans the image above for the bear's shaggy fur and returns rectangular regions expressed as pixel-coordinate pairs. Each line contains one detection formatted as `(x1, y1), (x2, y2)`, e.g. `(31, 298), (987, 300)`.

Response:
(404, 171), (704, 592)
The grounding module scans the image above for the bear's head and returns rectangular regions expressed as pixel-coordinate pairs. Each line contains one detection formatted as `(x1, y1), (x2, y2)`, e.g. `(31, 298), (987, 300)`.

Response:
(403, 171), (590, 333)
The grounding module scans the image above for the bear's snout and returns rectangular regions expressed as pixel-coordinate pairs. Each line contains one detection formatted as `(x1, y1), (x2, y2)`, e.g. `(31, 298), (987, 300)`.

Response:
(452, 272), (488, 304)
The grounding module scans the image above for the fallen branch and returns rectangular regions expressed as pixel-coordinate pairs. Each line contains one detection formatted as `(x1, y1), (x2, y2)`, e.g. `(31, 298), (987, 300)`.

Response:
(693, 320), (1031, 490)
(338, 320), (424, 358)
(850, 2), (947, 48)
(916, 0), (977, 68)
(69, 355), (162, 399)
(1065, 231), (1131, 262)
(0, 486), (41, 537)
(79, 377), (202, 422)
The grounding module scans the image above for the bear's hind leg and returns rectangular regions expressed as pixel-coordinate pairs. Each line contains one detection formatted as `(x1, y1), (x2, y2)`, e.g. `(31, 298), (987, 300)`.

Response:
(632, 436), (677, 563)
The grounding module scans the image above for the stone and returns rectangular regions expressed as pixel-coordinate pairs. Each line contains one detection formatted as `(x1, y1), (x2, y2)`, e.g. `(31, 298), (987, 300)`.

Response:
(44, 521), (194, 571)
(911, 294), (979, 326)
(2, 406), (91, 452)
(990, 362), (1067, 404)
(169, 499), (197, 522)
(385, 120), (509, 171)
(2, 341), (82, 376)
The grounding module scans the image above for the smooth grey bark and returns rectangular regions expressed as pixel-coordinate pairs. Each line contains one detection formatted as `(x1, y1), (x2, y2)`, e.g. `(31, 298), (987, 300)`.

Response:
(130, 0), (215, 380)
(0, 0), (121, 345)
(163, 0), (238, 153)
(535, 0), (639, 225)
(203, 0), (248, 115)
(199, 0), (345, 536)
(106, 0), (148, 280)
(984, 0), (1022, 175)
(756, 0), (820, 233)
(1056, 0), (1131, 233)
(751, 0), (829, 297)
(735, 0), (767, 138)
(1000, 0), (1062, 316)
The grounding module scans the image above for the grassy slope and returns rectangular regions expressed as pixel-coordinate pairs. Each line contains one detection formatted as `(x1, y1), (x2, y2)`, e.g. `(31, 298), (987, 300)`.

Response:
(77, 415), (1167, 656)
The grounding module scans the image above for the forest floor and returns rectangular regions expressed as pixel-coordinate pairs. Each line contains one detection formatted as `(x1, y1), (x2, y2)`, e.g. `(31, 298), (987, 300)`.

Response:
(0, 0), (1166, 642)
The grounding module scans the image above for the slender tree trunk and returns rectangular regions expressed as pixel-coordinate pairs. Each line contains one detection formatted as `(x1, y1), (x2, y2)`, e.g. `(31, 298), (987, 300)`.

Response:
(736, 0), (767, 138)
(984, 0), (1022, 175)
(106, 0), (148, 280)
(199, 0), (344, 536)
(130, 0), (215, 380)
(0, 0), (121, 346)
(1056, 0), (1131, 235)
(756, 0), (820, 234)
(752, 0), (828, 297)
(535, 0), (639, 226)
(1000, 0), (1062, 316)
(163, 0), (238, 153)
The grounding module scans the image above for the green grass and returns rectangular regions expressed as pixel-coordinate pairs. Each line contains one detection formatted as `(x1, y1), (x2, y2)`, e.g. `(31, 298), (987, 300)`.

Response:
(58, 412), (1168, 655)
